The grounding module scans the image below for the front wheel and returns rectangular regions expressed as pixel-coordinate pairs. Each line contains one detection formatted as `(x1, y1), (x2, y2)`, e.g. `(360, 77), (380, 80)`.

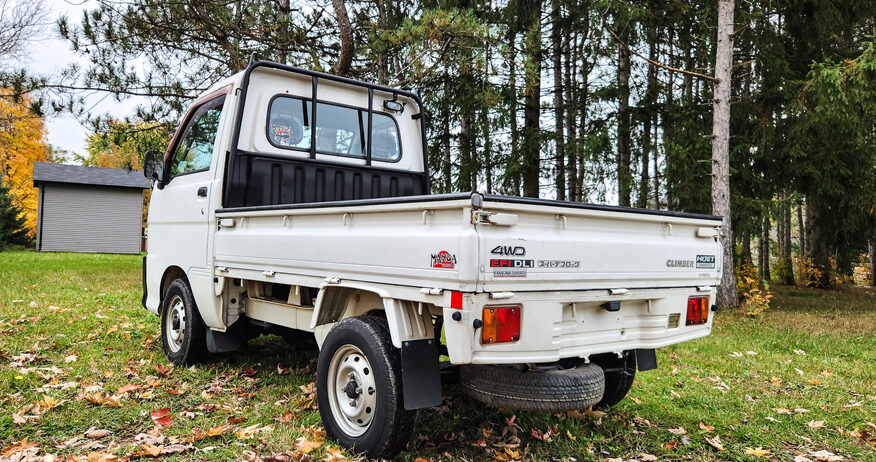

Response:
(160, 278), (207, 365)
(316, 316), (416, 458)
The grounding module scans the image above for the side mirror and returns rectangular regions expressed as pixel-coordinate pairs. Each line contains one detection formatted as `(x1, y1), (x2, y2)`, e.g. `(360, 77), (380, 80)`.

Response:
(143, 150), (165, 189)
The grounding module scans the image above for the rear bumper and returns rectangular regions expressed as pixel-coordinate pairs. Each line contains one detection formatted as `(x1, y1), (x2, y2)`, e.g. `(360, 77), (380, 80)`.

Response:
(443, 286), (715, 365)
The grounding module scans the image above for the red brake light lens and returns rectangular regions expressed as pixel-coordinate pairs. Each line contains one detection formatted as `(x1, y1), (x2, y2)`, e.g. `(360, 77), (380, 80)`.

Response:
(686, 296), (709, 325)
(481, 305), (521, 344)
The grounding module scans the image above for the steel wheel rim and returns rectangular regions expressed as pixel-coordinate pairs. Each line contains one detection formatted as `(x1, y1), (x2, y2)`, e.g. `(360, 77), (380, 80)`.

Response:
(165, 295), (186, 352)
(326, 344), (378, 437)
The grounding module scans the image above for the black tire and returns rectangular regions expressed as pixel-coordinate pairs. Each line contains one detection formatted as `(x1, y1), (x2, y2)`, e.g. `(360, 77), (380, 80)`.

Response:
(592, 351), (636, 408)
(160, 279), (208, 365)
(316, 317), (416, 458)
(459, 363), (605, 412)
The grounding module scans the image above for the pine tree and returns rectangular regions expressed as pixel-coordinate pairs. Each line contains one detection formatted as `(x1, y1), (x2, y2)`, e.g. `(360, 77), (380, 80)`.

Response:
(0, 179), (29, 251)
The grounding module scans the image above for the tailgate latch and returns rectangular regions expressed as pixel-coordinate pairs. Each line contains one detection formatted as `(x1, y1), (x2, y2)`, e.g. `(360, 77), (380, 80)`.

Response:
(472, 211), (518, 227)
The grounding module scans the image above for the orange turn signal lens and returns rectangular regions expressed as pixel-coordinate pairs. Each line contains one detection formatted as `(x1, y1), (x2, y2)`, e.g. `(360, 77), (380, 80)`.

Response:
(686, 296), (710, 325)
(481, 305), (521, 344)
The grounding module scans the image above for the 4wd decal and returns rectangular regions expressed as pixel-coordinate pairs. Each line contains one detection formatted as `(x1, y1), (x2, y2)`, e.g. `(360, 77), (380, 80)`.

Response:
(431, 251), (457, 269)
(491, 245), (526, 256)
(696, 254), (716, 269)
(490, 259), (534, 268)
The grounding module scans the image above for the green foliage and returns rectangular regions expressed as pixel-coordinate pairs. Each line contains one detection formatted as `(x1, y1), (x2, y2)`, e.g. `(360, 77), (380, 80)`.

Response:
(0, 179), (29, 251)
(80, 119), (174, 170)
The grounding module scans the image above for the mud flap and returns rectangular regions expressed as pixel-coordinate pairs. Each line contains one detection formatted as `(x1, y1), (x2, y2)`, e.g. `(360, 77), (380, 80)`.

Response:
(400, 339), (442, 410)
(635, 349), (658, 371)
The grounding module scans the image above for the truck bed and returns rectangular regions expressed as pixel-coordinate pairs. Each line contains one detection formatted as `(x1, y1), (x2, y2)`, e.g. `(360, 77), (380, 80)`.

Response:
(213, 192), (722, 294)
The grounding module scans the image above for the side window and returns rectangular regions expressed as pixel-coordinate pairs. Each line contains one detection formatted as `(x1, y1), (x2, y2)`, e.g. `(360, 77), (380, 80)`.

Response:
(170, 96), (225, 178)
(267, 95), (401, 162)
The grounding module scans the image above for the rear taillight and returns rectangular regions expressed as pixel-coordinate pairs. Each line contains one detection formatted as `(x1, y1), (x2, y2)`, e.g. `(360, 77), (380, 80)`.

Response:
(686, 296), (710, 325)
(481, 305), (521, 344)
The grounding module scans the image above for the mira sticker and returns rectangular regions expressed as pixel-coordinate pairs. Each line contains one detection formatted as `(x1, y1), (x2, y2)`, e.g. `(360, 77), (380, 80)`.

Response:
(696, 254), (716, 269)
(431, 251), (457, 269)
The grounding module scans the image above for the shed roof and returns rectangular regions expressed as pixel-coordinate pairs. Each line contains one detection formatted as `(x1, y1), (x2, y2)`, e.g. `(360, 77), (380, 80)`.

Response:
(33, 162), (148, 189)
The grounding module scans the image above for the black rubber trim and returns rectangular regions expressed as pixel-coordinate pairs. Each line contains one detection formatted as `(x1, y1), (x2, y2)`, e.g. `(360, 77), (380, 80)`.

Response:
(141, 254), (147, 308)
(217, 191), (473, 214)
(480, 194), (723, 221)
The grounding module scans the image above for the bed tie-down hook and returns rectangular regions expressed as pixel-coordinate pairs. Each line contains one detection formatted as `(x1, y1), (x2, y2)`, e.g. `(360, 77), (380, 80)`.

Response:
(422, 209), (434, 225)
(555, 214), (567, 230)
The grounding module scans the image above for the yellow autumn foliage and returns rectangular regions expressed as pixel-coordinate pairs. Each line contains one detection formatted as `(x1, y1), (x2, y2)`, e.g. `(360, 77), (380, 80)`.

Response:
(0, 91), (48, 238)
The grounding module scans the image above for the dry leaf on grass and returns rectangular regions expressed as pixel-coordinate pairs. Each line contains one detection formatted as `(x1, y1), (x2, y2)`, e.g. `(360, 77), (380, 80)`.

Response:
(699, 421), (715, 432)
(150, 407), (172, 427)
(807, 420), (825, 429)
(668, 427), (686, 435)
(85, 427), (111, 439)
(744, 447), (772, 458)
(295, 436), (322, 453)
(704, 435), (724, 451)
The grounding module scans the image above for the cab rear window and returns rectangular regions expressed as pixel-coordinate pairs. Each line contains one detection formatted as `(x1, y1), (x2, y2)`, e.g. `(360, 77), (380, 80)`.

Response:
(267, 95), (401, 162)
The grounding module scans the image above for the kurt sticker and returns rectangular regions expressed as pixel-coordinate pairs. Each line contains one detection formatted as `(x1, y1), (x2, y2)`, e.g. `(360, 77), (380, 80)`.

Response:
(696, 254), (716, 269)
(431, 251), (457, 269)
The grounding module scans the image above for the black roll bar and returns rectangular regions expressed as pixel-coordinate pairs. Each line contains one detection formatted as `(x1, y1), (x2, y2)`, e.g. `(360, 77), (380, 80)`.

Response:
(223, 60), (431, 207)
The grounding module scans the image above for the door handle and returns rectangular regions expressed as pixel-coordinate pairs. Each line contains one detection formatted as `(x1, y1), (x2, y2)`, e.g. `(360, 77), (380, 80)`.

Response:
(197, 186), (208, 197)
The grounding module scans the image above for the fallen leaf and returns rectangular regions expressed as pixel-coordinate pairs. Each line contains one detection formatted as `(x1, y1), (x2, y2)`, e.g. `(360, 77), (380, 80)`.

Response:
(637, 453), (658, 461)
(668, 427), (686, 435)
(793, 349), (807, 356)
(242, 367), (258, 377)
(85, 428), (111, 439)
(151, 407), (172, 427)
(807, 420), (825, 429)
(808, 449), (842, 461)
(64, 354), (79, 363)
(2, 437), (38, 457)
(745, 447), (772, 458)
(704, 435), (724, 451)
(699, 421), (715, 432)
(295, 436), (322, 453)
(153, 363), (172, 376)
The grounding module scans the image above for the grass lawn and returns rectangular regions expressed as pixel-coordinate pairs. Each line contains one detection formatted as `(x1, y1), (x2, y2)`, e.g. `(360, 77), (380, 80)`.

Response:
(1, 250), (874, 461)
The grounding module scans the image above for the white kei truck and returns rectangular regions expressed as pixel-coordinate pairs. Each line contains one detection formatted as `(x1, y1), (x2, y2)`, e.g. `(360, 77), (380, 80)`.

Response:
(142, 61), (723, 458)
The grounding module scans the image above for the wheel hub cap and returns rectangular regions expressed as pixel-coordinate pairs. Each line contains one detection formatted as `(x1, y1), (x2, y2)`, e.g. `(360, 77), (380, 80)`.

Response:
(165, 296), (186, 352)
(327, 345), (377, 437)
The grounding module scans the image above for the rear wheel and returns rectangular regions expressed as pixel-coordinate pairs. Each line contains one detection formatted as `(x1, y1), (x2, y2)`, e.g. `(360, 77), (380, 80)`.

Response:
(160, 279), (207, 365)
(316, 317), (416, 458)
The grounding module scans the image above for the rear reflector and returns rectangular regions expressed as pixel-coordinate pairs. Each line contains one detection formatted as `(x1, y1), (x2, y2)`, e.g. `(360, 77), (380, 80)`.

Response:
(481, 305), (521, 344)
(686, 296), (710, 325)
(450, 291), (463, 309)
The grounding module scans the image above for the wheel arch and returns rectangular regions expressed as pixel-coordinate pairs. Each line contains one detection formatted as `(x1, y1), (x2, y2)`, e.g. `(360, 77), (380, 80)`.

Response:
(160, 266), (189, 305)
(310, 282), (435, 349)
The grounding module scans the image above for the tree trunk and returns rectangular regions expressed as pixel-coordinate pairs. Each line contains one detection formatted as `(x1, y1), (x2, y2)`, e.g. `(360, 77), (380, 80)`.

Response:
(442, 78), (452, 193)
(508, 27), (520, 196)
(762, 215), (771, 282)
(332, 0), (353, 76)
(522, 0), (542, 198)
(808, 199), (832, 288)
(712, 0), (738, 307)
(639, 38), (658, 208)
(459, 105), (475, 192)
(616, 15), (632, 207)
(552, 0), (565, 201)
(376, 0), (388, 85)
(782, 195), (794, 285)
(564, 29), (577, 201)
(804, 198), (812, 254)
(741, 230), (752, 266)
(797, 204), (805, 257)
(870, 241), (875, 287)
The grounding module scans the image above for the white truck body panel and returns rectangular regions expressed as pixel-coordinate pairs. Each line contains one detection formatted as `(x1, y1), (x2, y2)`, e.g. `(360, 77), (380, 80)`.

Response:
(144, 62), (723, 368)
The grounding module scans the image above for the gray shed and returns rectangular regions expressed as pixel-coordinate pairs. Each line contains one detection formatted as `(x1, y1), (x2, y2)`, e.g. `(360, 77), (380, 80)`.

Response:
(33, 162), (148, 254)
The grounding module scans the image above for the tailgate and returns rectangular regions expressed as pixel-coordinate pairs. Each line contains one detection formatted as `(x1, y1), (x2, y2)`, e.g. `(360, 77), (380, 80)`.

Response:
(474, 196), (723, 292)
